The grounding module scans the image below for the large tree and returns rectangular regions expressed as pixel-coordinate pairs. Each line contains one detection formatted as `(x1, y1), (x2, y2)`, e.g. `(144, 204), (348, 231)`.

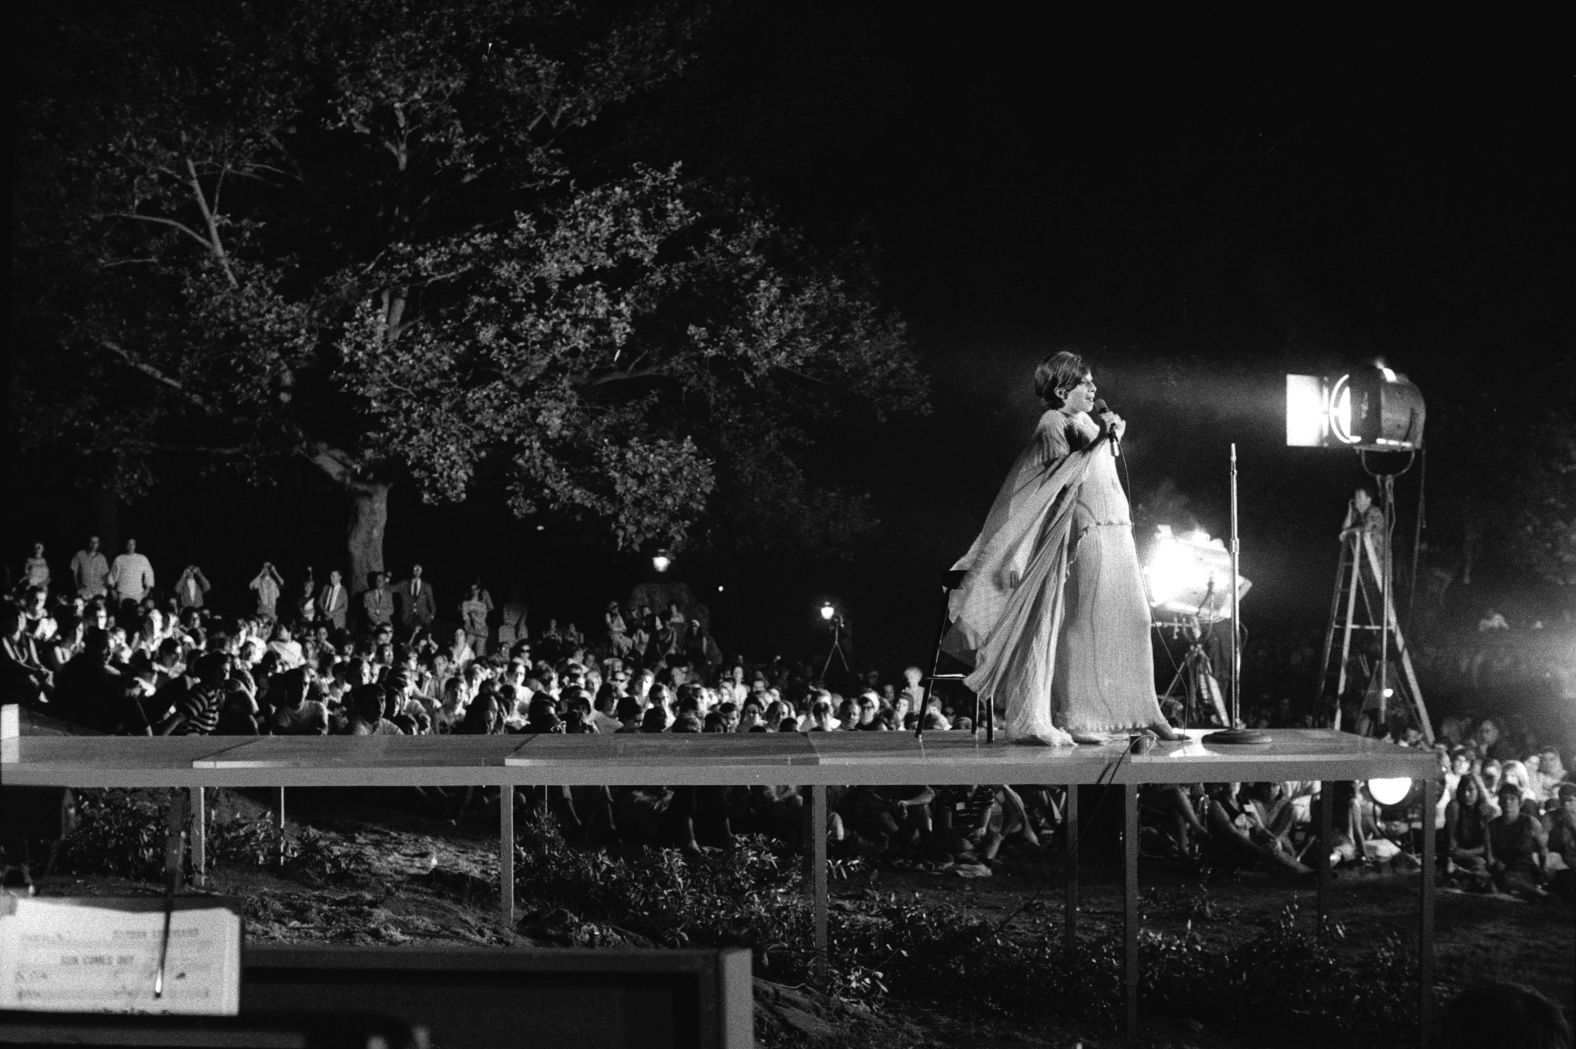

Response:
(12, 0), (925, 590)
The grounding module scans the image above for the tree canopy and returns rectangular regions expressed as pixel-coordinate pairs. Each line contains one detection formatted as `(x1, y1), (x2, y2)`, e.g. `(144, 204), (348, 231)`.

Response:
(12, 0), (926, 587)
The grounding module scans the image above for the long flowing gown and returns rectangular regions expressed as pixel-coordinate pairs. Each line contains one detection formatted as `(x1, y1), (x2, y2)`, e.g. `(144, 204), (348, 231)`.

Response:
(942, 409), (1165, 743)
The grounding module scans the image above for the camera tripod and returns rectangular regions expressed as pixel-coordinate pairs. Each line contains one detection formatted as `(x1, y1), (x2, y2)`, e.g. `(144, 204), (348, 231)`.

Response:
(1156, 617), (1232, 729)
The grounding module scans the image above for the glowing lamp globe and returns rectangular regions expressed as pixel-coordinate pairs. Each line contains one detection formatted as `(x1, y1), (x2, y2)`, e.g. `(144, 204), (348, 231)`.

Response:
(1367, 777), (1412, 806)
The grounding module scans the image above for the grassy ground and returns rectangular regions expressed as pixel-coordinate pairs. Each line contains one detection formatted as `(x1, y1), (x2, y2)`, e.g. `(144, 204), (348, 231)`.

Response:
(23, 786), (1575, 1049)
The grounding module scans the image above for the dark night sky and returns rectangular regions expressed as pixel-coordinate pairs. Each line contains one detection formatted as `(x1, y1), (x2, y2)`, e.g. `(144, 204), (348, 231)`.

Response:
(10, 9), (1572, 670)
(754, 13), (1572, 662)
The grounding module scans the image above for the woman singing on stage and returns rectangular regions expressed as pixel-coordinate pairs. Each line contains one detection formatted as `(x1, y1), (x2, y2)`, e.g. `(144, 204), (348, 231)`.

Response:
(943, 350), (1180, 745)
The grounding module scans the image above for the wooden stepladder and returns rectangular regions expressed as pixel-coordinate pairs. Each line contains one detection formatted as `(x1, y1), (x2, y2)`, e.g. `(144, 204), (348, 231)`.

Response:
(1316, 529), (1433, 743)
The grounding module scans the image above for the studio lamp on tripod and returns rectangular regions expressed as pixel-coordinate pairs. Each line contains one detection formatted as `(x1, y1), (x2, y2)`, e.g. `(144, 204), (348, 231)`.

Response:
(819, 601), (851, 680)
(1142, 525), (1251, 730)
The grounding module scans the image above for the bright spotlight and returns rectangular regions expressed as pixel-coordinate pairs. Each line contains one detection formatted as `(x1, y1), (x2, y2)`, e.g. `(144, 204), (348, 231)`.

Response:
(819, 601), (836, 622)
(1142, 525), (1251, 621)
(651, 550), (672, 573)
(1286, 364), (1425, 451)
(1367, 777), (1412, 806)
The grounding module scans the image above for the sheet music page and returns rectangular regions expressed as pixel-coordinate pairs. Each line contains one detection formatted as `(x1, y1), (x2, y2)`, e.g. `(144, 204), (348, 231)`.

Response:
(0, 896), (241, 1015)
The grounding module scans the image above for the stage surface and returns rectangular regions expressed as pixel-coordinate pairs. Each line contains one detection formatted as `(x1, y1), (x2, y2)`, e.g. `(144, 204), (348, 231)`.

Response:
(1, 714), (1439, 1041)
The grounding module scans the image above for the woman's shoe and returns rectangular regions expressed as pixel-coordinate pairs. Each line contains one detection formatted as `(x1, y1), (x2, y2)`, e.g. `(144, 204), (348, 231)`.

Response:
(1070, 731), (1107, 745)
(1148, 722), (1184, 742)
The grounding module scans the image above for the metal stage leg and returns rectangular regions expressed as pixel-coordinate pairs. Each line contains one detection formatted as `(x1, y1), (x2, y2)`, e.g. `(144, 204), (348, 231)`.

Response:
(190, 787), (206, 888)
(500, 787), (514, 927)
(1123, 784), (1139, 1037)
(1316, 780), (1331, 930)
(1064, 784), (1078, 969)
(165, 788), (188, 888)
(1418, 777), (1435, 1049)
(805, 785), (829, 984)
(275, 787), (287, 867)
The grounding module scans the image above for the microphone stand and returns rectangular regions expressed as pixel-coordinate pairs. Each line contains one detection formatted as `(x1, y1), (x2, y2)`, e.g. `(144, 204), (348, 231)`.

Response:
(1205, 443), (1270, 745)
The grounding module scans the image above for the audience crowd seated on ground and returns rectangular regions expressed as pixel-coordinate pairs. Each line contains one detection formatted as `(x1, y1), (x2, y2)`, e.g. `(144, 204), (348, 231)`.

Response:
(3, 537), (1574, 893)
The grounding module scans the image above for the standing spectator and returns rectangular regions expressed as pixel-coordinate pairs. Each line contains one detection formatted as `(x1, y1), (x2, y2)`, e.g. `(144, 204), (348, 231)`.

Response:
(497, 587), (528, 654)
(69, 535), (110, 599)
(459, 580), (494, 658)
(175, 564), (212, 611)
(682, 618), (723, 677)
(605, 600), (633, 658)
(248, 561), (284, 618)
(362, 571), (394, 630)
(107, 538), (155, 604)
(295, 568), (317, 622)
(316, 569), (350, 631)
(395, 563), (437, 639)
(20, 542), (50, 592)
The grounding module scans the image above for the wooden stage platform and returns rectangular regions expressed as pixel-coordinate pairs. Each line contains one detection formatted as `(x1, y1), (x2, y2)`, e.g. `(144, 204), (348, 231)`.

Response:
(2, 712), (1440, 1040)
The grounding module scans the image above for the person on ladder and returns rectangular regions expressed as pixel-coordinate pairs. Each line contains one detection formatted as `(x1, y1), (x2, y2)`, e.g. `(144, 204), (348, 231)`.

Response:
(1339, 484), (1389, 613)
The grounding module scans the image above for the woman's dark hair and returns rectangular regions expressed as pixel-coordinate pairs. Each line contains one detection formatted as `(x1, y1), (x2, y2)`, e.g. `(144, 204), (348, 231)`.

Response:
(1033, 350), (1089, 408)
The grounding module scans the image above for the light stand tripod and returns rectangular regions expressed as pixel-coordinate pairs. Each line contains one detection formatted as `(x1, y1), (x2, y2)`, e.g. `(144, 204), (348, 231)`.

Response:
(1156, 616), (1231, 729)
(819, 614), (850, 681)
(1203, 443), (1269, 745)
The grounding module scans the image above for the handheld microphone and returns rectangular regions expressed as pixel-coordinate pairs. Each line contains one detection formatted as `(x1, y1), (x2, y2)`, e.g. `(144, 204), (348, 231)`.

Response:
(1093, 398), (1120, 456)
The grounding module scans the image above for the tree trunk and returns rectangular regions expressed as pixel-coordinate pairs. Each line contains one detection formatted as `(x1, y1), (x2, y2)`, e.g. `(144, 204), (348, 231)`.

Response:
(346, 480), (390, 595)
(91, 489), (120, 558)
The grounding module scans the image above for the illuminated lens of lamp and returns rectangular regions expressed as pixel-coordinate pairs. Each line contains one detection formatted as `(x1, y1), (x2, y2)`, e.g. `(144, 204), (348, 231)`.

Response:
(1328, 374), (1355, 444)
(1285, 374), (1326, 447)
(651, 551), (672, 573)
(820, 602), (835, 621)
(1367, 777), (1412, 806)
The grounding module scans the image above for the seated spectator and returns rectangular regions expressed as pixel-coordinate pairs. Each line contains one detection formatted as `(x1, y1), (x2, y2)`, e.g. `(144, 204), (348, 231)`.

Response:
(155, 651), (229, 736)
(1, 603), (53, 707)
(1499, 759), (1535, 803)
(932, 784), (1007, 875)
(839, 784), (933, 858)
(1530, 747), (1568, 808)
(347, 682), (403, 735)
(266, 620), (306, 670)
(214, 680), (262, 735)
(1544, 783), (1576, 905)
(266, 667), (329, 735)
(613, 695), (643, 733)
(446, 627), (476, 671)
(1486, 785), (1550, 899)
(52, 628), (147, 733)
(805, 694), (839, 731)
(849, 690), (886, 731)
(1444, 772), (1494, 885)
(1201, 782), (1314, 881)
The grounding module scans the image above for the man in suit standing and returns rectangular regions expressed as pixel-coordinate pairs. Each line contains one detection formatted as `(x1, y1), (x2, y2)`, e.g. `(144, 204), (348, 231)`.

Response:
(361, 571), (393, 633)
(395, 563), (437, 641)
(317, 568), (350, 631)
